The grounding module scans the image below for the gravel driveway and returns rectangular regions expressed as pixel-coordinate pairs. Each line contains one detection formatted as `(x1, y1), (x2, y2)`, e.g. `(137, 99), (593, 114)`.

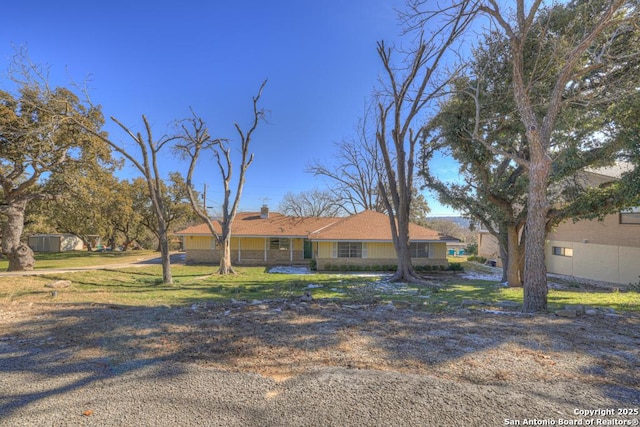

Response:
(1, 300), (639, 426)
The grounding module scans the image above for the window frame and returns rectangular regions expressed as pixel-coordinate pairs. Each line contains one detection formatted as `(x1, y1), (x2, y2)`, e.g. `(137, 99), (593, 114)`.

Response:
(409, 242), (429, 258)
(269, 238), (290, 251)
(620, 207), (640, 225)
(337, 242), (363, 258)
(552, 246), (573, 257)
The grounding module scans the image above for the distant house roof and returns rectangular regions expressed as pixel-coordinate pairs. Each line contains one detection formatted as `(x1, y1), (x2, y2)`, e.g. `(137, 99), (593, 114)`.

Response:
(585, 162), (634, 180)
(439, 235), (462, 243)
(176, 209), (445, 242)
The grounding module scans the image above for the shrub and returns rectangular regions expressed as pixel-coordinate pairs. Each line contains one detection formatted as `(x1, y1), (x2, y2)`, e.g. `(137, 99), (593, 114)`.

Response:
(447, 262), (464, 272)
(466, 242), (478, 256)
(309, 259), (317, 271)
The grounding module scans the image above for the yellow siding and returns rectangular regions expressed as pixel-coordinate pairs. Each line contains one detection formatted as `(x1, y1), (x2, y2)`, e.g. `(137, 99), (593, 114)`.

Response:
(316, 242), (332, 258)
(430, 242), (446, 259)
(367, 242), (396, 258)
(185, 236), (215, 250)
(234, 237), (265, 251)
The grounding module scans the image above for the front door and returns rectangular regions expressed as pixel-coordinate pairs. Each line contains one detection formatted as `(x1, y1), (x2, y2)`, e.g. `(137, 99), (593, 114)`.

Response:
(303, 239), (312, 259)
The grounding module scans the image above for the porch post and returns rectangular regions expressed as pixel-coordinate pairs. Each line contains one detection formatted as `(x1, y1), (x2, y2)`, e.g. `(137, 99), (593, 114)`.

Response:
(264, 238), (268, 262)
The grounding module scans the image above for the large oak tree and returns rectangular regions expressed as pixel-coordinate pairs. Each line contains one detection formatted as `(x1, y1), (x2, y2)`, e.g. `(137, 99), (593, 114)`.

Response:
(472, 0), (640, 311)
(0, 57), (111, 270)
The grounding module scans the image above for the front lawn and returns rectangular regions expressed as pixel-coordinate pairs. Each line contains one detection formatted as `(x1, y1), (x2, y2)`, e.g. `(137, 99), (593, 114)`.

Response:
(0, 262), (637, 313)
(0, 250), (158, 270)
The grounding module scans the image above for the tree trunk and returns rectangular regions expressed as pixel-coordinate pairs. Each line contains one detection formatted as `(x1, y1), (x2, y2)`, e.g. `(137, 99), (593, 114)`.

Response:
(391, 232), (417, 282)
(1, 201), (35, 272)
(388, 206), (437, 286)
(506, 224), (523, 287)
(157, 222), (173, 285)
(218, 236), (235, 275)
(498, 242), (508, 284)
(496, 229), (509, 283)
(522, 159), (551, 312)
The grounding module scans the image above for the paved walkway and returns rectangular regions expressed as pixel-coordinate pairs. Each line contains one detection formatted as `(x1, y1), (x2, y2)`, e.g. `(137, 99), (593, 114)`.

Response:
(0, 252), (185, 277)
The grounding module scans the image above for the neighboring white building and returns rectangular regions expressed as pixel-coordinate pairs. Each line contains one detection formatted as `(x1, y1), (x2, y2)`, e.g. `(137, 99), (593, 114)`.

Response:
(477, 164), (640, 284)
(28, 234), (84, 252)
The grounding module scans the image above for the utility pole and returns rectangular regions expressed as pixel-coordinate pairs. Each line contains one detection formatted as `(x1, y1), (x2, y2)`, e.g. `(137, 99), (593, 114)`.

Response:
(203, 183), (207, 212)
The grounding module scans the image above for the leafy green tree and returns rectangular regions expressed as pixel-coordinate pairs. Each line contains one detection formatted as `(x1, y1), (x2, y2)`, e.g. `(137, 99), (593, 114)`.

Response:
(420, 0), (640, 310)
(483, 0), (640, 312)
(130, 173), (200, 250)
(0, 55), (111, 270)
(43, 167), (123, 250)
(107, 179), (147, 250)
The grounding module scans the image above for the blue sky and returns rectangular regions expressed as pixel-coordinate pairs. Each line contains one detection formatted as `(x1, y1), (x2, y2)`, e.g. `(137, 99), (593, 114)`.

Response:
(1, 0), (460, 216)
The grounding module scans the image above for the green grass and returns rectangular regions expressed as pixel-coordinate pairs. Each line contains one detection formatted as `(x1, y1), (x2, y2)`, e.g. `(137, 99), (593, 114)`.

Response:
(0, 250), (158, 270)
(0, 261), (637, 313)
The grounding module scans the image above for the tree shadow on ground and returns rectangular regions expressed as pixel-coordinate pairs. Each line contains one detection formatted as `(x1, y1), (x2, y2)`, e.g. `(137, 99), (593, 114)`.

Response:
(1, 300), (639, 422)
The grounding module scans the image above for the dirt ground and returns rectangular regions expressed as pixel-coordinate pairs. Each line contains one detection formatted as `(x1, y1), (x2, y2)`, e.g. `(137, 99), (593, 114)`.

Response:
(1, 298), (639, 425)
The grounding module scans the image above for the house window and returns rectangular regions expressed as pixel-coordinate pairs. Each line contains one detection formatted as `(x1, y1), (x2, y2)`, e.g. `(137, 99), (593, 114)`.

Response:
(338, 242), (363, 258)
(410, 242), (429, 258)
(270, 238), (290, 250)
(552, 246), (573, 257)
(620, 207), (640, 225)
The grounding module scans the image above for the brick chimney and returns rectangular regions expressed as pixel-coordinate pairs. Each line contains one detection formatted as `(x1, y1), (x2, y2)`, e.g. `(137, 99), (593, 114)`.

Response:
(260, 204), (269, 219)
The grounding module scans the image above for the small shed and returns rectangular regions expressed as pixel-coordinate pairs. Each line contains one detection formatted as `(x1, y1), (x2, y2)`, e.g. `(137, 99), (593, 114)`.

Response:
(28, 234), (84, 252)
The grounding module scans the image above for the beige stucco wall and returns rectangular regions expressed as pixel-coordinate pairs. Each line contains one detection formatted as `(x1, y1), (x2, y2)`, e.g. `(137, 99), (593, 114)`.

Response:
(549, 213), (640, 248)
(477, 232), (503, 267)
(547, 240), (640, 284)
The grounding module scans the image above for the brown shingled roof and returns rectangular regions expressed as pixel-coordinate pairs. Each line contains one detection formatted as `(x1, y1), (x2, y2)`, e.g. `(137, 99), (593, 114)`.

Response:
(310, 210), (443, 241)
(176, 210), (444, 242)
(176, 212), (336, 237)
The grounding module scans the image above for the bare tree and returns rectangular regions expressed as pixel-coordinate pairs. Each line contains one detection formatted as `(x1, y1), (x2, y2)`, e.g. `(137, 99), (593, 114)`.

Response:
(84, 116), (177, 284)
(279, 189), (343, 217)
(176, 81), (267, 275)
(307, 107), (386, 214)
(374, 1), (476, 284)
